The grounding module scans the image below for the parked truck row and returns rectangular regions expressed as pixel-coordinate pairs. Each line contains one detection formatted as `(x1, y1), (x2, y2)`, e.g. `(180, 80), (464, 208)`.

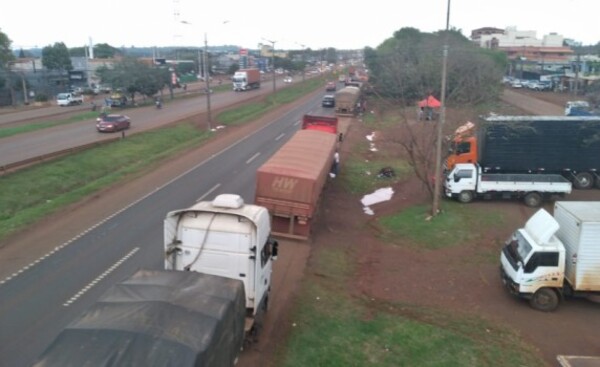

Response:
(34, 194), (279, 367)
(500, 201), (600, 311)
(254, 114), (339, 240)
(446, 116), (600, 190)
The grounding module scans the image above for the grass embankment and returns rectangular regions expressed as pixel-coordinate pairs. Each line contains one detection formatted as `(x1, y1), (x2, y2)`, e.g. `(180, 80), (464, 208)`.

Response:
(0, 77), (326, 242)
(276, 109), (543, 367)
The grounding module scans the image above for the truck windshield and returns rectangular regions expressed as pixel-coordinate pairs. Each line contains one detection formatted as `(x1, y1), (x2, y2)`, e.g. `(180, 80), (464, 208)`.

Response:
(232, 77), (245, 83)
(505, 231), (532, 263)
(57, 93), (69, 100)
(454, 141), (471, 154)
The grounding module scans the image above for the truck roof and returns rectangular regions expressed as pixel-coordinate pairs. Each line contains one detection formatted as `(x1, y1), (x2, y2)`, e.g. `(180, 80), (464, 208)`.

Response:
(167, 195), (269, 225)
(484, 115), (600, 122)
(554, 201), (600, 222)
(33, 270), (246, 367)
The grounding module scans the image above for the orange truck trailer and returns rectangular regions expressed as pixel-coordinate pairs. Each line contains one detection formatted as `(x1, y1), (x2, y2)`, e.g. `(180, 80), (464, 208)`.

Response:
(255, 129), (337, 240)
(301, 114), (338, 134)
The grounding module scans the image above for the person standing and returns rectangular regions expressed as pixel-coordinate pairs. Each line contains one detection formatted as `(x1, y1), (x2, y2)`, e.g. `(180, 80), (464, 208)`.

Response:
(331, 150), (340, 177)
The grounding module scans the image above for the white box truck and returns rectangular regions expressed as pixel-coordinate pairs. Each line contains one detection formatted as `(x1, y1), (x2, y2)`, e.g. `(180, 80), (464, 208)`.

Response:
(33, 194), (278, 366)
(444, 163), (572, 207)
(500, 201), (600, 311)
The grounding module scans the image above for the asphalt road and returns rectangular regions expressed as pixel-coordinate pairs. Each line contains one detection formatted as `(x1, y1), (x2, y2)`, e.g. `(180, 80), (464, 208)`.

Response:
(0, 75), (298, 168)
(0, 89), (328, 366)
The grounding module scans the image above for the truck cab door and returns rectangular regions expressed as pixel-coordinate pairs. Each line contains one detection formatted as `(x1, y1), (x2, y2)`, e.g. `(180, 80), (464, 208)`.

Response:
(452, 168), (476, 191)
(253, 238), (277, 313)
(520, 251), (564, 293)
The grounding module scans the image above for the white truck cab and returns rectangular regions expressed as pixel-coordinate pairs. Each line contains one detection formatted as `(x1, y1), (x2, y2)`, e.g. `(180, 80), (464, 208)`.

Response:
(164, 194), (278, 316)
(500, 202), (600, 311)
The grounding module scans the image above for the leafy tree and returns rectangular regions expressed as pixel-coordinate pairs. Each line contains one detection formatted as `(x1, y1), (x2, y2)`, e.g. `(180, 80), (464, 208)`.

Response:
(94, 43), (119, 59)
(0, 29), (14, 70)
(0, 29), (15, 101)
(96, 57), (169, 103)
(365, 27), (505, 105)
(41, 42), (73, 72)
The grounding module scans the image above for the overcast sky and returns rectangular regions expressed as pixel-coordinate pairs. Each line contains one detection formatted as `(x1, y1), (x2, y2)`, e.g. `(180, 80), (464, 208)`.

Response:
(2, 0), (598, 51)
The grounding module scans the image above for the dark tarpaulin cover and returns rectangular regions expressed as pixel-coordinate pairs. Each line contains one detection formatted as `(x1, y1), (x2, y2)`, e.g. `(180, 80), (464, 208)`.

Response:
(33, 269), (246, 367)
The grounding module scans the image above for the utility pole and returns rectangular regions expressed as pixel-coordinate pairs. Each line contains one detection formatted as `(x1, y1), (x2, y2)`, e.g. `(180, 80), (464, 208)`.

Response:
(574, 53), (580, 96)
(204, 33), (212, 130)
(432, 0), (451, 216)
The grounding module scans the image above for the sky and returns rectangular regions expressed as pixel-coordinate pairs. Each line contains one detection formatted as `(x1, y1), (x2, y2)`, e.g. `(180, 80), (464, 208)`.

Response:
(2, 0), (599, 51)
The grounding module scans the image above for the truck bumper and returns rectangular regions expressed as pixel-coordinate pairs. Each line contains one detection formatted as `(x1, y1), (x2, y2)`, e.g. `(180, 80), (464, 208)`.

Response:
(499, 266), (532, 300)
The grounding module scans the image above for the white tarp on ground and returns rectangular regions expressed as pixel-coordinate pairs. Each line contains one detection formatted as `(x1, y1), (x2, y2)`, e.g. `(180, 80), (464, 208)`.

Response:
(361, 187), (394, 215)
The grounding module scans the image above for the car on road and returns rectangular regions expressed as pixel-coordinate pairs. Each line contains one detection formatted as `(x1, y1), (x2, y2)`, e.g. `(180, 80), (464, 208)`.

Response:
(283, 76), (293, 83)
(322, 94), (335, 108)
(96, 114), (131, 133)
(326, 81), (337, 91)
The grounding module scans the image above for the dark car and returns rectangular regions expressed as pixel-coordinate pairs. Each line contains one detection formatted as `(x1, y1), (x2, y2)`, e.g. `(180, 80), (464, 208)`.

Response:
(325, 81), (336, 92)
(96, 114), (131, 132)
(322, 95), (335, 108)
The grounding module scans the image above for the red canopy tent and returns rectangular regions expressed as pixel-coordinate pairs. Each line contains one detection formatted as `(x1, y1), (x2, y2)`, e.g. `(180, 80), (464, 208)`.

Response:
(418, 95), (441, 108)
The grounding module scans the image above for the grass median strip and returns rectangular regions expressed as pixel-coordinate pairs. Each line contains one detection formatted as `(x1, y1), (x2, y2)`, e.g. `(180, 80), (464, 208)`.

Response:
(0, 123), (210, 241)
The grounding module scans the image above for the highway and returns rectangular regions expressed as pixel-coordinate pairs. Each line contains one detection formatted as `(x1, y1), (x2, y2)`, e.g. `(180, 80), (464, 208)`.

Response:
(0, 75), (295, 168)
(0, 81), (336, 366)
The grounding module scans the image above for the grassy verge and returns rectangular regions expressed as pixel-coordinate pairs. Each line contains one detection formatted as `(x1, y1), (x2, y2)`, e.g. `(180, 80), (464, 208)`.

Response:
(0, 123), (210, 239)
(0, 77), (327, 242)
(377, 203), (505, 250)
(276, 241), (542, 367)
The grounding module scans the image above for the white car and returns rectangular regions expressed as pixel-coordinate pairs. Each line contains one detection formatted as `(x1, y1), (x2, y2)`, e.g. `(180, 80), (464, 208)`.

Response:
(283, 76), (293, 83)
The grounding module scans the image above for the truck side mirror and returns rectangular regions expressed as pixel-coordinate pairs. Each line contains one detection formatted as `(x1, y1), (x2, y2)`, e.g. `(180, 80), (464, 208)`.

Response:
(271, 240), (279, 260)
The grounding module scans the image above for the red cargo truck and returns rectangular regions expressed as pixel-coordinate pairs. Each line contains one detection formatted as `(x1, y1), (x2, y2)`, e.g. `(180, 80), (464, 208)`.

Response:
(255, 129), (337, 240)
(301, 114), (338, 134)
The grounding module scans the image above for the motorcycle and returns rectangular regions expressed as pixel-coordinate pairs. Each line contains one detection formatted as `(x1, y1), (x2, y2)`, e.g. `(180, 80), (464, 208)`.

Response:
(155, 99), (162, 109)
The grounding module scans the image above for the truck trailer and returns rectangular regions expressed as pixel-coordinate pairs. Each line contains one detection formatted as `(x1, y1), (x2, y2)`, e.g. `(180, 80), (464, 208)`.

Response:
(255, 129), (337, 240)
(232, 68), (261, 91)
(334, 86), (361, 116)
(444, 163), (572, 207)
(445, 116), (600, 189)
(500, 201), (600, 311)
(301, 114), (338, 134)
(33, 194), (278, 367)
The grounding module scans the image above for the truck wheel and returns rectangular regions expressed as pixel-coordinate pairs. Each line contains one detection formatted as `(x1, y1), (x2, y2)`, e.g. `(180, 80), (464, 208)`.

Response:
(529, 288), (559, 312)
(574, 172), (593, 190)
(524, 192), (542, 207)
(457, 190), (474, 203)
(595, 176), (600, 189)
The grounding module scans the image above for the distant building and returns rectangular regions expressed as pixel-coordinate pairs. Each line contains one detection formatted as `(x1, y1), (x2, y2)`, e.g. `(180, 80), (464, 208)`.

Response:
(472, 26), (574, 72)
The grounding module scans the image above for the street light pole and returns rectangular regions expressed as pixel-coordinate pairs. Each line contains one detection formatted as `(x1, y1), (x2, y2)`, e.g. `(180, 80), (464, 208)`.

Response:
(263, 38), (276, 94)
(204, 33), (212, 131)
(297, 43), (307, 81)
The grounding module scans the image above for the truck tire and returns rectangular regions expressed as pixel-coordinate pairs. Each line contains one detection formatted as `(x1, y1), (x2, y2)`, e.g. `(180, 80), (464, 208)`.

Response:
(595, 176), (600, 189)
(457, 190), (474, 203)
(524, 192), (542, 207)
(574, 172), (593, 190)
(529, 288), (559, 312)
